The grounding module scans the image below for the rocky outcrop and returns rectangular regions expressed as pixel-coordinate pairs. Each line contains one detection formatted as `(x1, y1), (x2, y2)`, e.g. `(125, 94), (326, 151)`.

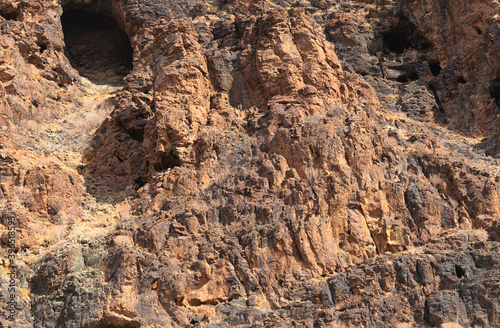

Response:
(328, 230), (499, 327)
(326, 0), (500, 136)
(2, 154), (83, 215)
(1, 0), (500, 327)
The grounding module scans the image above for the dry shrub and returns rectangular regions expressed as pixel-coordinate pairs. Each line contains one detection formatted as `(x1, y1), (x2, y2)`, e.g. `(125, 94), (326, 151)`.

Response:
(33, 106), (52, 122)
(471, 228), (489, 243)
(345, 293), (363, 305)
(20, 119), (40, 131)
(304, 167), (321, 182)
(73, 97), (114, 132)
(395, 323), (413, 328)
(75, 107), (109, 132)
(50, 225), (69, 243)
(11, 186), (30, 206)
(403, 48), (419, 62)
(441, 322), (464, 328)
(117, 202), (132, 221)
(27, 221), (43, 235)
(112, 235), (133, 247)
(324, 321), (347, 328)
(57, 206), (83, 224)
(408, 142), (433, 156)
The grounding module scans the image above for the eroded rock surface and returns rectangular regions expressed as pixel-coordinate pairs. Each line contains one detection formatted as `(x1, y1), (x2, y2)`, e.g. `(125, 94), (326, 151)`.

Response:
(1, 0), (500, 327)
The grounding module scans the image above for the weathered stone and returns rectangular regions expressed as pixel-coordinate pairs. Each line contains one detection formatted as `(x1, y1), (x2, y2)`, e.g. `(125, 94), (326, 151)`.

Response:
(1, 0), (500, 327)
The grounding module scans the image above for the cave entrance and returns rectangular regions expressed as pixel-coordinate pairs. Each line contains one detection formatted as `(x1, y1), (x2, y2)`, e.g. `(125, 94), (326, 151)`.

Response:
(61, 9), (132, 85)
(382, 18), (431, 55)
(490, 77), (500, 109)
(429, 62), (442, 76)
(0, 10), (17, 21)
(383, 32), (413, 54)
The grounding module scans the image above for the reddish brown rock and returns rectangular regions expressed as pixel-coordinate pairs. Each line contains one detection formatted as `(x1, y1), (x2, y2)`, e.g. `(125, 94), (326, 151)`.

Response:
(2, 0), (500, 327)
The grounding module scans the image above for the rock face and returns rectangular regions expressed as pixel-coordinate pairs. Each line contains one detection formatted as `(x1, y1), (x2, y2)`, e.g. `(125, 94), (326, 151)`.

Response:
(327, 0), (500, 135)
(1, 0), (500, 327)
(328, 231), (499, 327)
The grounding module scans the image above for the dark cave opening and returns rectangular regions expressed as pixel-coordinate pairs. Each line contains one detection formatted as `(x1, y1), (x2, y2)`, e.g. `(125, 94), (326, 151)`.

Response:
(490, 77), (500, 109)
(38, 43), (47, 53)
(455, 265), (466, 278)
(0, 4), (18, 21)
(429, 62), (442, 76)
(382, 18), (431, 55)
(154, 153), (181, 172)
(396, 71), (419, 83)
(383, 32), (413, 54)
(134, 177), (147, 189)
(61, 9), (132, 84)
(0, 11), (17, 21)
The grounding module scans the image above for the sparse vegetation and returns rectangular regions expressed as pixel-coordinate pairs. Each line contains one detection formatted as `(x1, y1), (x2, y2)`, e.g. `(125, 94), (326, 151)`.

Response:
(49, 225), (69, 243)
(74, 106), (109, 132)
(116, 202), (132, 221)
(32, 105), (52, 122)
(441, 323), (464, 328)
(11, 185), (30, 206)
(471, 228), (489, 243)
(2, 0), (500, 326)
(402, 47), (419, 62)
(407, 142), (433, 156)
